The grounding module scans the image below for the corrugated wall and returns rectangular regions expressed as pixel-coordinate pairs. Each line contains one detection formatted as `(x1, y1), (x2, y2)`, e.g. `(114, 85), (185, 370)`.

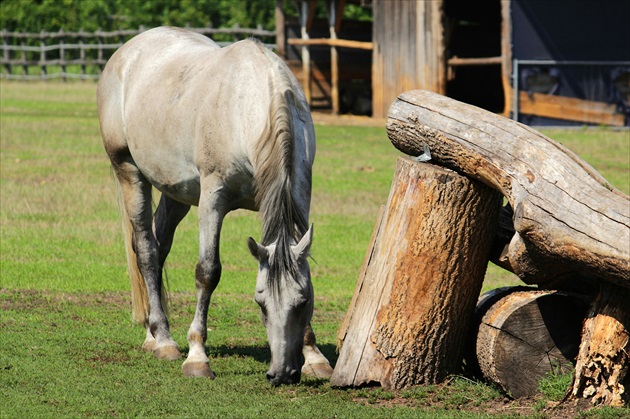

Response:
(372, 0), (445, 118)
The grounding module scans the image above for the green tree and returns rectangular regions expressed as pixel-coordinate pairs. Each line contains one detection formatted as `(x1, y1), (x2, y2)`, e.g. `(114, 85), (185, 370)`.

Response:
(0, 0), (279, 32)
(1, 0), (371, 33)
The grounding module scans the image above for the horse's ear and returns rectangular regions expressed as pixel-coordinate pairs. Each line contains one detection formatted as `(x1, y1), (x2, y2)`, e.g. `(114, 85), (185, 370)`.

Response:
(292, 224), (313, 260)
(247, 237), (268, 262)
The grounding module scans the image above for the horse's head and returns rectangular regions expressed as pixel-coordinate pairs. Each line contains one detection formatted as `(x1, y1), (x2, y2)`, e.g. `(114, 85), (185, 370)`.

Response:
(247, 225), (314, 386)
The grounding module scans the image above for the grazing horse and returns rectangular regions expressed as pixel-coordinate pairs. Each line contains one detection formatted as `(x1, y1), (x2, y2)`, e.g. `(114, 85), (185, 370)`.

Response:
(97, 27), (332, 385)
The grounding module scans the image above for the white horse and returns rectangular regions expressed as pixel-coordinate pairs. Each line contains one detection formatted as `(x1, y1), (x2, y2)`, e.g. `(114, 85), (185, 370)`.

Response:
(97, 27), (332, 385)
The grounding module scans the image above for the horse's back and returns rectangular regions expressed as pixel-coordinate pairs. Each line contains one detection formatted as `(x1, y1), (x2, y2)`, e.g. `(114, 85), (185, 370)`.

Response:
(98, 27), (312, 209)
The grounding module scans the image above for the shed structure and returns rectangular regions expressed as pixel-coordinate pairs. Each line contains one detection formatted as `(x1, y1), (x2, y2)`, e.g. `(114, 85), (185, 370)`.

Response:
(276, 0), (629, 125)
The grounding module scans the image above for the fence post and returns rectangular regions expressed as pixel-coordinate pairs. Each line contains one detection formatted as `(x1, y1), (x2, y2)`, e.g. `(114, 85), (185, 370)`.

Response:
(59, 29), (66, 82)
(233, 23), (240, 42)
(2, 31), (11, 76)
(78, 29), (86, 80)
(39, 30), (47, 80)
(97, 28), (103, 76)
(20, 32), (27, 79)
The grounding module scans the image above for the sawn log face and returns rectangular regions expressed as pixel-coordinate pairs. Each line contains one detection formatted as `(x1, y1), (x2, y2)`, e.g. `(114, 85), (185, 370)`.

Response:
(386, 90), (629, 287)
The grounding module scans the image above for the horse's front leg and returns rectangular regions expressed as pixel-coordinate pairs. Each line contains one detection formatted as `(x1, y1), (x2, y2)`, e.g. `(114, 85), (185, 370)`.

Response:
(302, 324), (334, 379)
(182, 189), (227, 378)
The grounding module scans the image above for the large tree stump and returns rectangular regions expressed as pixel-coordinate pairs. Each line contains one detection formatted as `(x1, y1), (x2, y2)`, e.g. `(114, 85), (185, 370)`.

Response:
(471, 287), (589, 398)
(331, 157), (502, 389)
(386, 90), (630, 405)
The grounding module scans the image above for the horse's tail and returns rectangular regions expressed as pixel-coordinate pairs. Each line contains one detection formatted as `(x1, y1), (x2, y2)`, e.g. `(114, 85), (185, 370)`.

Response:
(114, 177), (168, 324)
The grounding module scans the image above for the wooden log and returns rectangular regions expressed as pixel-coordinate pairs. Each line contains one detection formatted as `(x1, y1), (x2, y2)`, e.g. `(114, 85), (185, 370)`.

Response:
(331, 157), (502, 389)
(471, 287), (589, 398)
(387, 90), (630, 406)
(570, 283), (630, 406)
(386, 90), (629, 289)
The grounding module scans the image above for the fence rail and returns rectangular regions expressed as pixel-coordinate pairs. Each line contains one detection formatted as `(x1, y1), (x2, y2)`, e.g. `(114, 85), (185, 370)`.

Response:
(1, 25), (276, 81)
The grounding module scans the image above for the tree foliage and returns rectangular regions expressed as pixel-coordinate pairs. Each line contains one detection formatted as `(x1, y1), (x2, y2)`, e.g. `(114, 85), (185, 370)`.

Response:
(0, 0), (278, 32)
(0, 0), (372, 33)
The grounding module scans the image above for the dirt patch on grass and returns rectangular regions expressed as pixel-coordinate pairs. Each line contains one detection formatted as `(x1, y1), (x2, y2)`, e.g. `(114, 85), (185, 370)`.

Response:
(0, 288), (130, 311)
(352, 383), (616, 418)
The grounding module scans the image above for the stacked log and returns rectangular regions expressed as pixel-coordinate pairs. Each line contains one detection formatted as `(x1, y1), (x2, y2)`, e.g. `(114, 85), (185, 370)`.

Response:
(332, 89), (629, 406)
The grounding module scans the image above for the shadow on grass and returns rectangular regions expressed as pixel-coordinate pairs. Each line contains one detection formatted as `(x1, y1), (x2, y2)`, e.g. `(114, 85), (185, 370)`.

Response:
(179, 342), (339, 368)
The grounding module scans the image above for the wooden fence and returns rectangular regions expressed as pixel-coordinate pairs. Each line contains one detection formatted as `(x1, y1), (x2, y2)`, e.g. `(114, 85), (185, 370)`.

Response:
(1, 25), (276, 81)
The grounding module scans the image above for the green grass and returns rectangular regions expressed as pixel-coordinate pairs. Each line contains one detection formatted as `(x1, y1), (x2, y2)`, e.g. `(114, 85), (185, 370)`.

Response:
(1, 81), (628, 417)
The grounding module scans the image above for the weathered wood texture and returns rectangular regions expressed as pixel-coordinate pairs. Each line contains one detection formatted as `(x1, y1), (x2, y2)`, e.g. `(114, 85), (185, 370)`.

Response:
(331, 157), (502, 389)
(518, 91), (625, 127)
(472, 287), (589, 398)
(372, 0), (445, 118)
(571, 283), (630, 406)
(386, 90), (630, 289)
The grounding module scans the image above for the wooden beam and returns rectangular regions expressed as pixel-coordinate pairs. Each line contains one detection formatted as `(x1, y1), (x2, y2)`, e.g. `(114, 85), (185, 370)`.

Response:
(306, 0), (317, 33)
(328, 0), (339, 114)
(518, 91), (625, 126)
(288, 37), (374, 50)
(447, 56), (502, 66)
(274, 0), (285, 58)
(299, 1), (312, 105)
(501, 0), (513, 117)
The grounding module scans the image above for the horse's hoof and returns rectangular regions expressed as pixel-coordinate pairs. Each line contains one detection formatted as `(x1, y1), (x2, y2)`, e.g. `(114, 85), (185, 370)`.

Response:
(141, 339), (156, 353)
(302, 362), (334, 379)
(153, 346), (182, 361)
(183, 362), (216, 378)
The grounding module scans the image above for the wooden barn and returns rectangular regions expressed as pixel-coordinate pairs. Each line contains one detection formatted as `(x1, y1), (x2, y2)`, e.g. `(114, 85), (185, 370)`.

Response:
(275, 0), (630, 125)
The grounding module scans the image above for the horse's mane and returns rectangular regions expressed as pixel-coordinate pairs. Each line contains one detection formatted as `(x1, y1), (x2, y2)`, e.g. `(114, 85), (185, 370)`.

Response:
(251, 45), (309, 287)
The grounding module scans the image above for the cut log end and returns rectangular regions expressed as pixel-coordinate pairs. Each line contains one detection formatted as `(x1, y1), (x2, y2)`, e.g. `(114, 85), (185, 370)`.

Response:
(471, 287), (589, 398)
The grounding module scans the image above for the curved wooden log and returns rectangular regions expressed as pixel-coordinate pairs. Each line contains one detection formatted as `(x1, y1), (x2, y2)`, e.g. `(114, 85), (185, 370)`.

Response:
(386, 90), (629, 288)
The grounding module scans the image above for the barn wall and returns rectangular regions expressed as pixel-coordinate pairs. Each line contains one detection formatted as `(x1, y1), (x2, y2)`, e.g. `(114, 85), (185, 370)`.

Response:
(372, 0), (445, 118)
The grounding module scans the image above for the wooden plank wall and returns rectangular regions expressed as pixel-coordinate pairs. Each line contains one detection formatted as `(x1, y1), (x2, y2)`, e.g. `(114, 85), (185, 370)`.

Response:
(372, 0), (445, 118)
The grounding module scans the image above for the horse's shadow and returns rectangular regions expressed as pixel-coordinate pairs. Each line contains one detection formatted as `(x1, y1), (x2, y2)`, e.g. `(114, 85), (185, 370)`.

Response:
(179, 342), (339, 386)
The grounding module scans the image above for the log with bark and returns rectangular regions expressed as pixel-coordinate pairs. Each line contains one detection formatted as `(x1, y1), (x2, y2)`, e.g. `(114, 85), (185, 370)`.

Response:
(470, 286), (590, 398)
(386, 90), (630, 405)
(331, 157), (502, 389)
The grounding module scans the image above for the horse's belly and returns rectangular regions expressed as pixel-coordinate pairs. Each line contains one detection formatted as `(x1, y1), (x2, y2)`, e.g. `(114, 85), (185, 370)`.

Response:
(154, 176), (201, 206)
(132, 149), (201, 206)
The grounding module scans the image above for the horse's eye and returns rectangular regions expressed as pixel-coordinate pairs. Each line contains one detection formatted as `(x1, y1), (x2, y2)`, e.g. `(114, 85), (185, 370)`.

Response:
(294, 298), (310, 310)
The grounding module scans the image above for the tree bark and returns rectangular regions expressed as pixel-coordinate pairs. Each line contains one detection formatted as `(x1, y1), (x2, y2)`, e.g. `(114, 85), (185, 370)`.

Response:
(570, 283), (630, 406)
(472, 287), (589, 398)
(386, 90), (630, 406)
(331, 157), (502, 389)
(386, 90), (629, 289)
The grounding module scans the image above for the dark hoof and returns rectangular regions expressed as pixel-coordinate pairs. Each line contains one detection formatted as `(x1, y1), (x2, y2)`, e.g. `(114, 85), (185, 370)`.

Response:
(302, 362), (334, 379)
(183, 362), (216, 378)
(153, 346), (182, 361)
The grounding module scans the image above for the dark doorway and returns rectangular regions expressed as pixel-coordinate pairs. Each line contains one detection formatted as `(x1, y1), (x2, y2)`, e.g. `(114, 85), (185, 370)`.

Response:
(444, 0), (504, 113)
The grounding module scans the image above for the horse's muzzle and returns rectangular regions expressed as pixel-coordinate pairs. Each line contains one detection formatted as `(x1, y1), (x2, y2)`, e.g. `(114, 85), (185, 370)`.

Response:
(266, 369), (301, 386)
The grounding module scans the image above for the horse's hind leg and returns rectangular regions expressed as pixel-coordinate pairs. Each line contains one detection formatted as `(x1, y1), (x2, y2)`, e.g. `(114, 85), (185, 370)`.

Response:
(140, 194), (191, 353)
(113, 159), (181, 360)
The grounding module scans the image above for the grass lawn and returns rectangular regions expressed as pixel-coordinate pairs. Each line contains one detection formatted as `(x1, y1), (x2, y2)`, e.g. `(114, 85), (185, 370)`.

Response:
(1, 81), (628, 418)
